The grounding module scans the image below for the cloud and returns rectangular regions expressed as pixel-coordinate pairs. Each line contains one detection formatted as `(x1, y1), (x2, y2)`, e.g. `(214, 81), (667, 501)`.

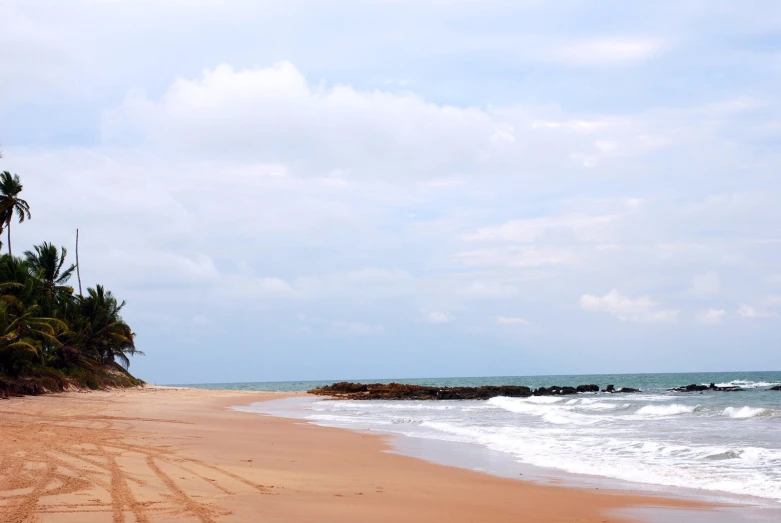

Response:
(550, 37), (668, 66)
(464, 213), (620, 243)
(580, 290), (678, 323)
(497, 316), (530, 325)
(6, 0), (781, 382)
(689, 272), (722, 297)
(99, 62), (683, 181)
(454, 247), (573, 268)
(697, 308), (727, 324)
(423, 311), (453, 324)
(737, 304), (777, 319)
(458, 280), (518, 299)
(221, 276), (298, 300)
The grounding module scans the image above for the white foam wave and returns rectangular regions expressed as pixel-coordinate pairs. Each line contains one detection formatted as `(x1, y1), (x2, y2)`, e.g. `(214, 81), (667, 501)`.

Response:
(723, 406), (773, 419)
(577, 401), (625, 411)
(411, 421), (781, 501)
(249, 393), (781, 503)
(518, 396), (567, 404)
(636, 404), (699, 416)
(487, 397), (550, 414)
(712, 380), (780, 389)
(487, 397), (603, 425)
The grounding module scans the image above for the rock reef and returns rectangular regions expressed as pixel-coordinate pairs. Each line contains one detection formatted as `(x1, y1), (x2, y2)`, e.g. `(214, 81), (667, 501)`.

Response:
(669, 383), (742, 392)
(307, 382), (639, 400)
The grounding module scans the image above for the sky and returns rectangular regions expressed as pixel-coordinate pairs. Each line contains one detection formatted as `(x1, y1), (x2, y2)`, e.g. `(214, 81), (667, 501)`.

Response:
(1, 0), (780, 384)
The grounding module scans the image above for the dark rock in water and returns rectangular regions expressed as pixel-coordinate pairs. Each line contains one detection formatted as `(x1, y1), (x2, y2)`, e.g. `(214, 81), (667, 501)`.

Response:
(533, 385), (581, 396)
(673, 383), (709, 392)
(309, 382), (535, 400)
(599, 384), (639, 394)
(670, 383), (743, 392)
(770, 385), (781, 391)
(309, 382), (640, 400)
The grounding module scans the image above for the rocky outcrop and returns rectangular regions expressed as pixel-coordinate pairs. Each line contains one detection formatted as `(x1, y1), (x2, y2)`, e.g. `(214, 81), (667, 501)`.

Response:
(308, 382), (639, 400)
(669, 383), (742, 392)
(601, 384), (639, 393)
(770, 385), (781, 391)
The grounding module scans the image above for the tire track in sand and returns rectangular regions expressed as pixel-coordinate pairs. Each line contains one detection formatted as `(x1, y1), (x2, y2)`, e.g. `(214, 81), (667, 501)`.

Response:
(1, 462), (55, 523)
(103, 445), (151, 523)
(146, 456), (220, 523)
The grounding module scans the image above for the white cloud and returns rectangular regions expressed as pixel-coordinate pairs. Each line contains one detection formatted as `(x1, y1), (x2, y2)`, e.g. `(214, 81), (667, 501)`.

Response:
(423, 311), (453, 324)
(580, 289), (678, 323)
(297, 314), (385, 337)
(463, 199), (643, 245)
(99, 62), (681, 182)
(464, 214), (618, 243)
(454, 247), (572, 268)
(458, 280), (518, 299)
(689, 272), (722, 298)
(321, 319), (385, 337)
(738, 304), (777, 319)
(697, 308), (727, 324)
(551, 37), (667, 66)
(497, 316), (530, 325)
(221, 276), (298, 300)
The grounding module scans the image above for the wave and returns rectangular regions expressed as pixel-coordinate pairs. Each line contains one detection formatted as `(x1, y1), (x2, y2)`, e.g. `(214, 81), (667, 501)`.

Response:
(413, 421), (781, 502)
(723, 406), (774, 419)
(487, 397), (603, 425)
(254, 395), (781, 503)
(636, 404), (699, 416)
(487, 397), (549, 414)
(712, 380), (781, 389)
(517, 396), (567, 404)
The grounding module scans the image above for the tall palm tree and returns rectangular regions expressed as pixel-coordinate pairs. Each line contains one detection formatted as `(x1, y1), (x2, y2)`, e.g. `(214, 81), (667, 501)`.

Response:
(0, 172), (32, 257)
(24, 242), (76, 302)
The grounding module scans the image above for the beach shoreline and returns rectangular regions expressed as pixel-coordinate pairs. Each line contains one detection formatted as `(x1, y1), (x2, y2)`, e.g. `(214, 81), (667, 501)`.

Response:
(0, 386), (714, 522)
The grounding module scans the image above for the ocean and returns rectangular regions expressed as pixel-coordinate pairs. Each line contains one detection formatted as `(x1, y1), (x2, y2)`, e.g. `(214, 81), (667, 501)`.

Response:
(181, 371), (781, 516)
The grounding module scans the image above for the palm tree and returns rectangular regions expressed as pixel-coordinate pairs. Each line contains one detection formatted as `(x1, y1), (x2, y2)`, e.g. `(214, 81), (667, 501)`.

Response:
(0, 295), (67, 376)
(0, 172), (32, 257)
(75, 285), (140, 368)
(24, 242), (76, 302)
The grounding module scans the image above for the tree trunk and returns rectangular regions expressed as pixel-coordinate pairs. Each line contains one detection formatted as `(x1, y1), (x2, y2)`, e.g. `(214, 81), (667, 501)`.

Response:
(76, 228), (83, 297)
(6, 220), (10, 258)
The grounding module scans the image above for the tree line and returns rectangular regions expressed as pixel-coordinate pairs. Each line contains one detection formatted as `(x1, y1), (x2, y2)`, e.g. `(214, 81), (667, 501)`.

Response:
(0, 168), (142, 393)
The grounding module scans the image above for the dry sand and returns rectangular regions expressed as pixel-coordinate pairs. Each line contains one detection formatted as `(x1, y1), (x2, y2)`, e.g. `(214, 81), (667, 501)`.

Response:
(0, 387), (707, 522)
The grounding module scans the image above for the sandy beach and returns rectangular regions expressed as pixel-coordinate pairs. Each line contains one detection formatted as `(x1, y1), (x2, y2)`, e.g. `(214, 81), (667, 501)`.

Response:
(0, 387), (706, 523)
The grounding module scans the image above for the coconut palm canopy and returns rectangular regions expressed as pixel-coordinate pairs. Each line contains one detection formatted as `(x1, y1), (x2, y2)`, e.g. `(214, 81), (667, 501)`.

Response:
(0, 173), (142, 391)
(0, 171), (31, 258)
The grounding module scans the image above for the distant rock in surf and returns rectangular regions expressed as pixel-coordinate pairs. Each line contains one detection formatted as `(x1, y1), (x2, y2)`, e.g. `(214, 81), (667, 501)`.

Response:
(308, 382), (639, 400)
(669, 383), (743, 392)
(770, 385), (781, 391)
(601, 384), (639, 393)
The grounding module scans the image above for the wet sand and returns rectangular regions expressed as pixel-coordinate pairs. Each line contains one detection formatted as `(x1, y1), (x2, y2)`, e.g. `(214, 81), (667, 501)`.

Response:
(0, 387), (707, 522)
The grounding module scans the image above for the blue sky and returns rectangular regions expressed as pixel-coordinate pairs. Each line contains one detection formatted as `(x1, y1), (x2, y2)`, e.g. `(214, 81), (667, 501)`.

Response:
(2, 0), (780, 384)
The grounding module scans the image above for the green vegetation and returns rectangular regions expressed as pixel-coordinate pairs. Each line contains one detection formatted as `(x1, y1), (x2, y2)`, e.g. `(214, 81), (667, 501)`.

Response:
(0, 170), (143, 397)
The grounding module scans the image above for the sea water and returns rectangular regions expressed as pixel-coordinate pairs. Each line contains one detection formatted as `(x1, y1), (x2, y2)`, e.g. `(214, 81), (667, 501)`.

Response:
(183, 372), (781, 510)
